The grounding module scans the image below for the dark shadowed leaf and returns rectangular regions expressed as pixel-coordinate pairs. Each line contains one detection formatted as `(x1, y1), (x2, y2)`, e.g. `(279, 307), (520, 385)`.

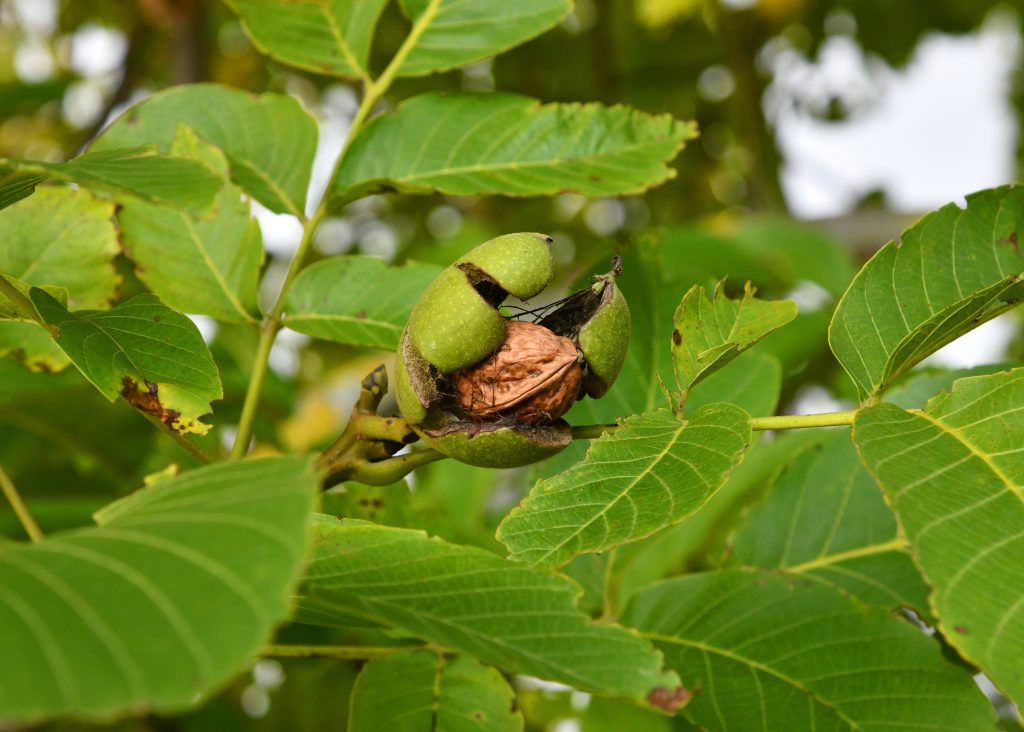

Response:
(729, 431), (931, 616)
(349, 652), (522, 732)
(625, 569), (994, 731)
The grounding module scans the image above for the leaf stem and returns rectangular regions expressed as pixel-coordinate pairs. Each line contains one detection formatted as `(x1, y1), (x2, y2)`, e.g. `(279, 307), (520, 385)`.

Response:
(264, 644), (421, 661)
(233, 205), (329, 461)
(571, 423), (618, 439)
(230, 58), (392, 458)
(345, 448), (446, 485)
(140, 412), (215, 464)
(365, 0), (442, 105)
(570, 408), (908, 439)
(748, 410), (859, 431)
(0, 464), (43, 542)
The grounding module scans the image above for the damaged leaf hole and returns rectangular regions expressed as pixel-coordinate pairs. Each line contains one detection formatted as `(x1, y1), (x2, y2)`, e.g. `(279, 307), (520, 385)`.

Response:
(120, 377), (181, 429)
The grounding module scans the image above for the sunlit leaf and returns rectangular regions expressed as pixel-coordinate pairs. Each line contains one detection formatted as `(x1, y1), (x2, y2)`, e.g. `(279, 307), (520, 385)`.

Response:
(0, 456), (317, 722)
(672, 281), (796, 406)
(854, 368), (1024, 705)
(118, 129), (264, 324)
(0, 188), (118, 311)
(394, 0), (570, 77)
(295, 517), (686, 712)
(226, 0), (388, 80)
(498, 405), (751, 567)
(31, 291), (223, 435)
(0, 148), (221, 215)
(349, 651), (522, 732)
(332, 93), (697, 204)
(829, 185), (1024, 399)
(282, 256), (441, 349)
(93, 84), (316, 216)
(729, 431), (931, 616)
(625, 569), (995, 731)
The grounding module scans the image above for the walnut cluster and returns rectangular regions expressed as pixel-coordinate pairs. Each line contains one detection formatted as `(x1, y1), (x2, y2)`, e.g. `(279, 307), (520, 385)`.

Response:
(452, 320), (582, 425)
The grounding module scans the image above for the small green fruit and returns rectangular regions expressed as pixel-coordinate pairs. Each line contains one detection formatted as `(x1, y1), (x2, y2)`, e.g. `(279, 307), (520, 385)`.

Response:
(396, 235), (629, 468)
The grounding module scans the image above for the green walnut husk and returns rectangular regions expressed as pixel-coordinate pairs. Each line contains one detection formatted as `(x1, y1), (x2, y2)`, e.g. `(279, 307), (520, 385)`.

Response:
(396, 234), (630, 468)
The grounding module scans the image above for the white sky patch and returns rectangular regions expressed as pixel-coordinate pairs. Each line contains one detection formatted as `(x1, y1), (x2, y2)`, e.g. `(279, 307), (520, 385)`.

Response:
(68, 23), (127, 77)
(923, 312), (1017, 368)
(771, 14), (1020, 219)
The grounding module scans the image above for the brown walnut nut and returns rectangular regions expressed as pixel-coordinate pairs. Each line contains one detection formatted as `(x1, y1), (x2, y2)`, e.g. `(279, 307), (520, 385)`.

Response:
(452, 320), (583, 425)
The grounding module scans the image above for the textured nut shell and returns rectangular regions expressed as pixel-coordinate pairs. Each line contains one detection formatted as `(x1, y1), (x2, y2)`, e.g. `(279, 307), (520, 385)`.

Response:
(453, 321), (582, 425)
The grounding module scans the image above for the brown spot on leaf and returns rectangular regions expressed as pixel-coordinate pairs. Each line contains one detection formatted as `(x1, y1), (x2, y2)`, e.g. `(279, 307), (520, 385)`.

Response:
(589, 174), (603, 183)
(646, 685), (692, 712)
(672, 329), (682, 346)
(954, 624), (969, 634)
(998, 232), (1020, 256)
(355, 310), (366, 320)
(120, 377), (181, 430)
(153, 315), (161, 322)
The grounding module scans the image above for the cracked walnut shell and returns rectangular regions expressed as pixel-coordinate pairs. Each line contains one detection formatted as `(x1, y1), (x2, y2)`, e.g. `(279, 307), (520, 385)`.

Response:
(452, 320), (583, 425)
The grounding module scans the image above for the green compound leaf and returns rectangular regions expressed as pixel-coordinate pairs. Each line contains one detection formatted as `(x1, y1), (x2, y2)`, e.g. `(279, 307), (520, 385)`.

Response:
(118, 129), (264, 324)
(0, 456), (317, 722)
(729, 431), (931, 617)
(0, 187), (118, 312)
(830, 185), (1024, 400)
(624, 569), (995, 732)
(93, 84), (317, 217)
(226, 0), (387, 80)
(282, 256), (441, 349)
(0, 148), (221, 215)
(332, 93), (697, 205)
(31, 291), (223, 435)
(395, 0), (570, 78)
(671, 281), (797, 405)
(296, 517), (687, 712)
(349, 652), (523, 732)
(498, 406), (751, 568)
(853, 368), (1024, 706)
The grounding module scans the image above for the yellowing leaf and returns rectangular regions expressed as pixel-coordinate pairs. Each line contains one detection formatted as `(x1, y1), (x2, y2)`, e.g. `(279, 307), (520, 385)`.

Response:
(31, 291), (223, 435)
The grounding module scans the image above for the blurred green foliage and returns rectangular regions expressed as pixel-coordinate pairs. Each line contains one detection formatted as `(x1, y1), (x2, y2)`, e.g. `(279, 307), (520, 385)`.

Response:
(2, 0), (1022, 728)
